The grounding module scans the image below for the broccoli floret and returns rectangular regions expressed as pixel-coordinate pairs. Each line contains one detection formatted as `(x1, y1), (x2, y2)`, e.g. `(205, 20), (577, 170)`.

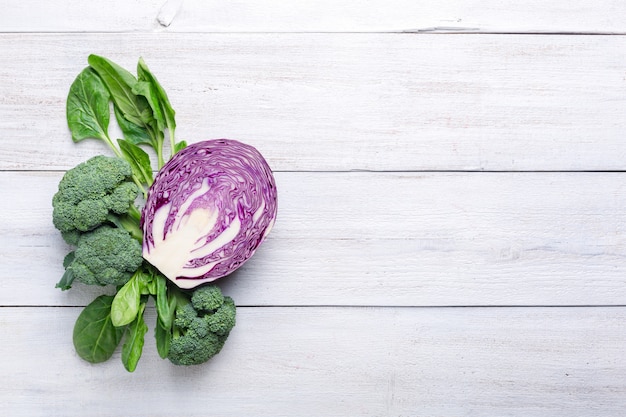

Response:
(167, 285), (236, 366)
(52, 155), (138, 242)
(206, 296), (236, 336)
(57, 225), (143, 290)
(173, 302), (199, 329)
(191, 284), (224, 311)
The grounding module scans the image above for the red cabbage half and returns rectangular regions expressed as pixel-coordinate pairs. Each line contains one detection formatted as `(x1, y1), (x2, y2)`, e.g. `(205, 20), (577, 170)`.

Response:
(141, 139), (277, 289)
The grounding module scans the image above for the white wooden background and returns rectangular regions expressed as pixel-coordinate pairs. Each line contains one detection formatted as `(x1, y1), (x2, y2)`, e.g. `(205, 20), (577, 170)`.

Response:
(2, 1), (626, 416)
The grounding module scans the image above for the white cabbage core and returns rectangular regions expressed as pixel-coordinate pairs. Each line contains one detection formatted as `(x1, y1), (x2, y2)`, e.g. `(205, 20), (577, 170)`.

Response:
(143, 181), (243, 288)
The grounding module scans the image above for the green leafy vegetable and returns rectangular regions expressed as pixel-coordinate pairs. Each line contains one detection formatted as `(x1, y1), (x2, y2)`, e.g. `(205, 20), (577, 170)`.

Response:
(154, 318), (172, 359)
(66, 54), (183, 172)
(111, 272), (142, 327)
(155, 273), (174, 328)
(174, 140), (188, 153)
(73, 295), (125, 363)
(88, 54), (169, 168)
(87, 54), (153, 128)
(66, 67), (112, 145)
(114, 105), (152, 147)
(121, 302), (148, 372)
(136, 57), (177, 156)
(118, 139), (154, 186)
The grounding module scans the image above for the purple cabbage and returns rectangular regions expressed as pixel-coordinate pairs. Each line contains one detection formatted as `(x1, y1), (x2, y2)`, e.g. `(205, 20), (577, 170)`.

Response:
(142, 139), (277, 289)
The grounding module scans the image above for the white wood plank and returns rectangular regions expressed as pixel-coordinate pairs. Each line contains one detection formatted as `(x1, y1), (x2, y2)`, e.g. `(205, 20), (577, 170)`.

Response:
(160, 0), (626, 34)
(0, 0), (164, 32)
(4, 171), (626, 307)
(2, 0), (626, 33)
(1, 33), (626, 172)
(1, 306), (624, 416)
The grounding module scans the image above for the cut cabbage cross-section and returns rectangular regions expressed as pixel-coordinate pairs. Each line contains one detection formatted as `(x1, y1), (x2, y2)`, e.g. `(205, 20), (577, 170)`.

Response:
(141, 139), (277, 289)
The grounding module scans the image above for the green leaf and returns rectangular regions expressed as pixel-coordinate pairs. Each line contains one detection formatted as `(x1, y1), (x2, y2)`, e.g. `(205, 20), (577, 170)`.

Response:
(174, 140), (187, 154)
(154, 273), (175, 359)
(114, 105), (152, 146)
(62, 251), (76, 268)
(121, 303), (148, 372)
(73, 295), (125, 363)
(136, 58), (177, 160)
(137, 58), (176, 136)
(56, 252), (77, 290)
(154, 274), (173, 328)
(137, 271), (156, 295)
(111, 273), (141, 327)
(106, 212), (143, 242)
(55, 267), (75, 291)
(87, 55), (154, 132)
(66, 67), (111, 143)
(133, 80), (166, 132)
(118, 139), (154, 186)
(154, 317), (172, 359)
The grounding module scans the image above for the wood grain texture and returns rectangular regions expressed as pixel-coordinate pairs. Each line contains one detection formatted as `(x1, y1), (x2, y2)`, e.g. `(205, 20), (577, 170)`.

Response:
(2, 1), (625, 413)
(1, 306), (625, 417)
(2, 33), (626, 172)
(2, 0), (626, 33)
(4, 171), (626, 307)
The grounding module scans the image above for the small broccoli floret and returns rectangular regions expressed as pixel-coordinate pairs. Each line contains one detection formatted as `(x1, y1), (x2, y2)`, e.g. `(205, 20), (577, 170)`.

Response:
(58, 225), (143, 289)
(191, 285), (224, 311)
(52, 156), (138, 242)
(61, 230), (81, 246)
(174, 302), (199, 329)
(108, 182), (140, 213)
(206, 296), (236, 336)
(167, 285), (236, 366)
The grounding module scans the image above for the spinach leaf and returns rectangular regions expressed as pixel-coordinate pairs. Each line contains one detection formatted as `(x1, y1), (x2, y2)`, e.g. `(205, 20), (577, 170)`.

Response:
(87, 54), (154, 131)
(121, 302), (148, 372)
(133, 80), (166, 132)
(111, 273), (141, 327)
(118, 139), (154, 186)
(154, 273), (174, 328)
(114, 105), (152, 146)
(66, 67), (111, 143)
(137, 270), (156, 295)
(137, 58), (176, 140)
(154, 272), (175, 359)
(154, 317), (172, 359)
(73, 295), (125, 363)
(174, 140), (188, 153)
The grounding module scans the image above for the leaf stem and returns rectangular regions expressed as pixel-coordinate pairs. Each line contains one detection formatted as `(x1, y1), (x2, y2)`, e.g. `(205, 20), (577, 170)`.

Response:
(105, 133), (148, 195)
(107, 210), (143, 242)
(128, 204), (142, 223)
(169, 126), (176, 159)
(103, 132), (123, 159)
(132, 176), (148, 199)
(156, 141), (165, 169)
